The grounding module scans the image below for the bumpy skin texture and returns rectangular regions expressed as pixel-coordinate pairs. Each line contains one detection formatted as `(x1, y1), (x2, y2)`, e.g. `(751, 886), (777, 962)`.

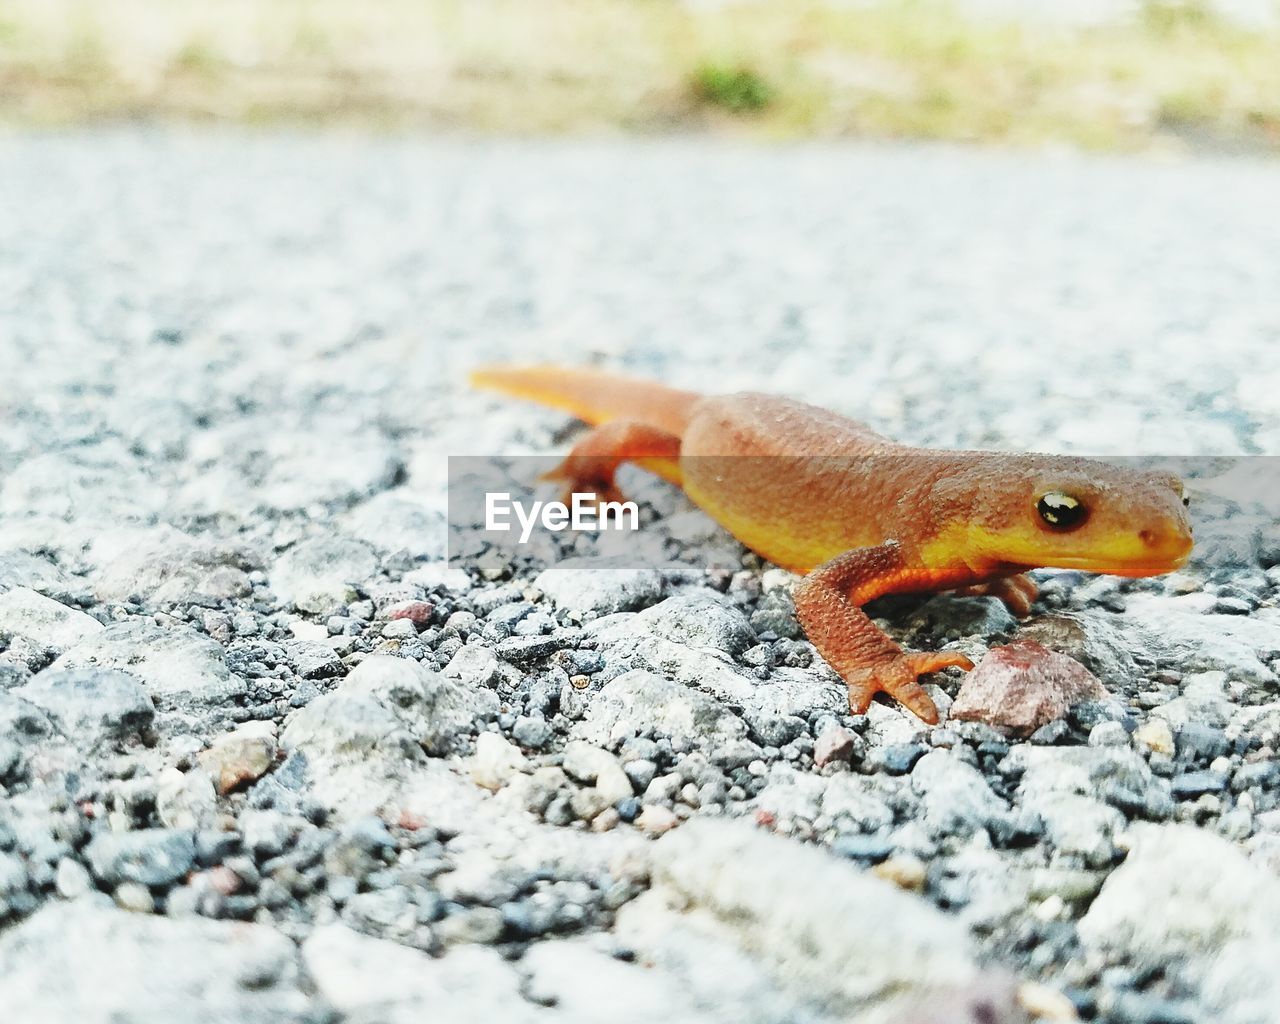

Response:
(472, 366), (1194, 723)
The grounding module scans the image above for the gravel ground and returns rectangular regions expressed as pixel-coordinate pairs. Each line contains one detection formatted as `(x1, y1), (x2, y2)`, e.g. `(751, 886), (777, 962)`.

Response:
(2, 130), (1280, 1024)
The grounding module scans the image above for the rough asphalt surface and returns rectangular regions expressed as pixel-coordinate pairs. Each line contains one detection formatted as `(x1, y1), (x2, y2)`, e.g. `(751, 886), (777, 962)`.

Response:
(1, 131), (1279, 1024)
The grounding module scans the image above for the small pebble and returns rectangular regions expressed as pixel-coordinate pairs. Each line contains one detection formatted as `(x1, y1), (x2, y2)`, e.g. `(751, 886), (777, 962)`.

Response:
(871, 855), (927, 892)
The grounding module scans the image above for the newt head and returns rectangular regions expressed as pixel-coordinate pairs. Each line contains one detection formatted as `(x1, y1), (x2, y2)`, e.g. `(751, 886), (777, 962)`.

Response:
(942, 456), (1194, 578)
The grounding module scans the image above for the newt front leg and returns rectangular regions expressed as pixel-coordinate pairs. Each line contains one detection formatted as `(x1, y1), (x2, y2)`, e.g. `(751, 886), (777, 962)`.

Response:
(793, 542), (974, 724)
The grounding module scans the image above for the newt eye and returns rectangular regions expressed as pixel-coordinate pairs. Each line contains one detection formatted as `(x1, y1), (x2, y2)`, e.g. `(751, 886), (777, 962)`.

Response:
(1037, 491), (1087, 530)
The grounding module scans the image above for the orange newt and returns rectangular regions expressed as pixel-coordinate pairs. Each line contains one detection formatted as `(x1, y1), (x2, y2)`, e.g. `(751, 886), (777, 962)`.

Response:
(471, 366), (1194, 724)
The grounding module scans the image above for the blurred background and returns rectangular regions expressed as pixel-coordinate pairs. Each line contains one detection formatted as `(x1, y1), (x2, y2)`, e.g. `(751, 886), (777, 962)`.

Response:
(3, 0), (1279, 152)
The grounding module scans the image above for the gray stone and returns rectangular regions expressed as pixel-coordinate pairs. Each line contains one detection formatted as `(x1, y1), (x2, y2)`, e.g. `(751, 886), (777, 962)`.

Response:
(84, 828), (197, 887)
(496, 634), (559, 662)
(588, 614), (844, 730)
(511, 715), (553, 750)
(0, 691), (62, 747)
(1029, 793), (1124, 867)
(156, 766), (219, 831)
(0, 851), (32, 918)
(1021, 611), (1142, 688)
(818, 774), (895, 834)
(283, 639), (344, 679)
(906, 594), (1017, 638)
(281, 659), (499, 824)
(1006, 745), (1173, 820)
(1088, 721), (1131, 747)
(15, 668), (153, 749)
(1126, 598), (1280, 685)
(0, 551), (79, 602)
(443, 644), (499, 687)
(1171, 770), (1230, 798)
(283, 688), (421, 764)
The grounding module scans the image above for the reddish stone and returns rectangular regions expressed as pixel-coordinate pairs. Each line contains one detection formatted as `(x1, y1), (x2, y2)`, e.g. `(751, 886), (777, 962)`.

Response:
(949, 639), (1109, 736)
(813, 726), (856, 768)
(387, 601), (434, 626)
(206, 865), (242, 896)
(397, 810), (431, 831)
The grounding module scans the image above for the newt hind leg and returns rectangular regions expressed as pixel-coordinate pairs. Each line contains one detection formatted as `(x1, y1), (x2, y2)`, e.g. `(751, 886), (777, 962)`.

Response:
(541, 420), (683, 505)
(953, 573), (1039, 617)
(794, 544), (974, 725)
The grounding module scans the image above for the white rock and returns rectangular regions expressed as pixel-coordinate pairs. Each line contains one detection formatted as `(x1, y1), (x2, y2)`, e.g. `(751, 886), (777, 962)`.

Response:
(470, 732), (528, 792)
(561, 741), (634, 804)
(522, 940), (724, 1024)
(911, 749), (1011, 839)
(402, 562), (472, 593)
(588, 616), (844, 726)
(534, 560), (665, 619)
(1126, 598), (1280, 685)
(0, 588), (102, 654)
(156, 766), (220, 831)
(90, 528), (258, 605)
(614, 892), (838, 1024)
(1005, 745), (1173, 820)
(271, 536), (378, 614)
(49, 622), (246, 707)
(821, 776), (896, 833)
(443, 644), (499, 687)
(1030, 793), (1124, 867)
(341, 490), (446, 559)
(572, 669), (748, 749)
(302, 922), (540, 1022)
(0, 901), (308, 1023)
(648, 819), (978, 1012)
(1079, 823), (1280, 969)
(344, 655), (498, 755)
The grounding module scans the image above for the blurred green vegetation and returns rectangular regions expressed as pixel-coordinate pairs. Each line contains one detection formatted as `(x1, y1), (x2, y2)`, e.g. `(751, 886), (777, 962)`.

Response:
(0, 0), (1278, 151)
(693, 64), (775, 114)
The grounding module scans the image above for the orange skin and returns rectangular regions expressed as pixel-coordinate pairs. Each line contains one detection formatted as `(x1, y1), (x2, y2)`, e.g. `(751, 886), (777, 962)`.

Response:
(472, 366), (1194, 724)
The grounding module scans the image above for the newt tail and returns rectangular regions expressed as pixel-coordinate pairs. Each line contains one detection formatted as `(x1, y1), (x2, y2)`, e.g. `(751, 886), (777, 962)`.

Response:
(472, 365), (1194, 724)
